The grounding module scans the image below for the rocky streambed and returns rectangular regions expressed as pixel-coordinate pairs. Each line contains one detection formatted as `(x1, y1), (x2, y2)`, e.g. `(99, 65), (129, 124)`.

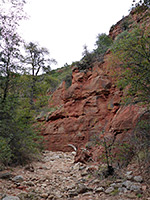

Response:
(0, 151), (149, 200)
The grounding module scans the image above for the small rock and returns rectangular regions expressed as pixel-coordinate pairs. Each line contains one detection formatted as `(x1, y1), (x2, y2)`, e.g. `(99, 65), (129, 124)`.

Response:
(41, 193), (48, 198)
(17, 185), (27, 190)
(126, 193), (137, 199)
(95, 187), (104, 192)
(12, 175), (24, 183)
(126, 171), (133, 176)
(0, 172), (12, 179)
(82, 192), (94, 196)
(111, 182), (122, 188)
(68, 190), (78, 197)
(2, 196), (20, 200)
(142, 185), (147, 191)
(93, 179), (100, 184)
(81, 172), (88, 177)
(24, 165), (34, 172)
(86, 165), (98, 172)
(76, 184), (89, 194)
(79, 165), (86, 170)
(105, 187), (114, 194)
(133, 176), (143, 183)
(66, 184), (76, 191)
(25, 181), (35, 186)
(110, 183), (117, 188)
(41, 183), (47, 187)
(118, 187), (127, 193)
(122, 180), (132, 189)
(48, 195), (55, 200)
(115, 179), (123, 183)
(126, 175), (133, 180)
(130, 184), (142, 192)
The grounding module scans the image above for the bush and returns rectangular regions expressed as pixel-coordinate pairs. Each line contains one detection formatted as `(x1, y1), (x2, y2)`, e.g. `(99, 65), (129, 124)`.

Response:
(112, 25), (150, 106)
(0, 137), (12, 165)
(94, 33), (113, 56)
(64, 73), (72, 89)
(131, 111), (150, 171)
(89, 130), (133, 177)
(0, 96), (43, 165)
(76, 45), (94, 71)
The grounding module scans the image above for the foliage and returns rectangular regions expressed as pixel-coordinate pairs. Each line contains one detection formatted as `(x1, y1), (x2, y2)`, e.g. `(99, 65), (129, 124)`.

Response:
(89, 131), (133, 177)
(0, 1), (43, 166)
(0, 1), (25, 102)
(75, 45), (94, 71)
(64, 73), (72, 89)
(112, 25), (150, 105)
(0, 136), (12, 165)
(120, 16), (133, 31)
(131, 112), (150, 173)
(0, 95), (43, 165)
(94, 33), (113, 57)
(48, 64), (72, 89)
(99, 135), (133, 174)
(115, 30), (129, 41)
(70, 34), (112, 72)
(23, 42), (56, 75)
(22, 42), (57, 108)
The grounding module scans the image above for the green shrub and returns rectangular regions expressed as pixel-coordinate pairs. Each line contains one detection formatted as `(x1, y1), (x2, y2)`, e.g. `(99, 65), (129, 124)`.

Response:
(64, 73), (72, 89)
(0, 137), (12, 165)
(75, 45), (94, 71)
(131, 112), (150, 172)
(0, 96), (43, 165)
(94, 33), (113, 56)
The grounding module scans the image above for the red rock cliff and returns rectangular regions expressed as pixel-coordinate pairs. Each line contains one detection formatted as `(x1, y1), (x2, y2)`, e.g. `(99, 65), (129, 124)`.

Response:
(41, 59), (141, 152)
(41, 8), (149, 153)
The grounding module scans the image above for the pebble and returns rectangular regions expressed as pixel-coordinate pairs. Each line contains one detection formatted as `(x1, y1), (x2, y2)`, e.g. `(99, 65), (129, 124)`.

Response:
(126, 171), (133, 176)
(0, 172), (12, 179)
(2, 196), (20, 200)
(126, 193), (137, 199)
(93, 179), (100, 184)
(133, 175), (143, 183)
(25, 181), (35, 186)
(95, 186), (104, 192)
(12, 175), (24, 183)
(122, 180), (132, 189)
(105, 187), (114, 194)
(41, 193), (49, 198)
(81, 172), (88, 177)
(118, 187), (128, 193)
(126, 175), (133, 180)
(76, 184), (89, 194)
(130, 184), (141, 192)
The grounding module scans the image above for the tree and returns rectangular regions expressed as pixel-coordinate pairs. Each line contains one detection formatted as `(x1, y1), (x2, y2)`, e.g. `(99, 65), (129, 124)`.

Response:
(0, 0), (25, 102)
(112, 25), (150, 106)
(22, 42), (57, 107)
(0, 1), (42, 165)
(94, 33), (113, 56)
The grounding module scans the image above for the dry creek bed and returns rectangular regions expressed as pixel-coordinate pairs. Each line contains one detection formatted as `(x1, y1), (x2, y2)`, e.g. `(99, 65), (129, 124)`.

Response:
(0, 150), (150, 200)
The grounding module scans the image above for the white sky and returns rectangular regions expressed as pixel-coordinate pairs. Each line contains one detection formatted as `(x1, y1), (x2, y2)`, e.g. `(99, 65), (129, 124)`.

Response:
(19, 0), (133, 69)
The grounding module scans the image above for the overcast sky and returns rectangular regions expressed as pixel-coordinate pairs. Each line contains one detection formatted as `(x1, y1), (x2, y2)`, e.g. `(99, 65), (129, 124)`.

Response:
(19, 0), (133, 69)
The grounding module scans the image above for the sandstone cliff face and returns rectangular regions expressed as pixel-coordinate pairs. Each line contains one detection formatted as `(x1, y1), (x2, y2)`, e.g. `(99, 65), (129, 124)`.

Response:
(42, 60), (141, 153)
(41, 8), (148, 154)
